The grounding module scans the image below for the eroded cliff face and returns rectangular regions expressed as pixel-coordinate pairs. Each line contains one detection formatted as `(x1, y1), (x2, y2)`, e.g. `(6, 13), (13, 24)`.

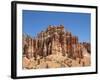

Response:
(22, 25), (91, 69)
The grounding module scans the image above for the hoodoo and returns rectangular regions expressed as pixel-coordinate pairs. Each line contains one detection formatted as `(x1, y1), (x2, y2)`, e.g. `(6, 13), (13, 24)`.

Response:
(22, 25), (91, 69)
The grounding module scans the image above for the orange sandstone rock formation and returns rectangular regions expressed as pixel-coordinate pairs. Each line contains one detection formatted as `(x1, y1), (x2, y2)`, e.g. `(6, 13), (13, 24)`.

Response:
(22, 25), (91, 69)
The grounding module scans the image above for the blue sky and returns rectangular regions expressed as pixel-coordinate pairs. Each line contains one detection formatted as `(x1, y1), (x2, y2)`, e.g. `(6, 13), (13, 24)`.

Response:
(23, 10), (91, 42)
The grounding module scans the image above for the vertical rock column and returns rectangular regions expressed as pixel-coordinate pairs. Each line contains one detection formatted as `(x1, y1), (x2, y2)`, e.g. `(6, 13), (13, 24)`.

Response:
(66, 32), (73, 58)
(62, 34), (66, 56)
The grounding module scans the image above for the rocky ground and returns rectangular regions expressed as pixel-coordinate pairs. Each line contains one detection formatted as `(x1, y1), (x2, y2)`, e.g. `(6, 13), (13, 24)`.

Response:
(22, 51), (91, 69)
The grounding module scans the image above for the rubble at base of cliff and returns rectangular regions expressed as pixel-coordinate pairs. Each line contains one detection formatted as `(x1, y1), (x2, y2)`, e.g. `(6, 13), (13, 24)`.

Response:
(22, 25), (91, 69)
